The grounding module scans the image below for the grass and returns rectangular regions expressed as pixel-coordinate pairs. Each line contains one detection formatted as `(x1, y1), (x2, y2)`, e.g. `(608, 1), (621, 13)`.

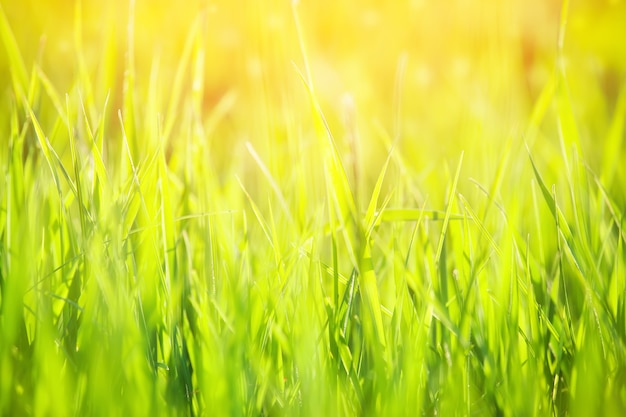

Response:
(1, 0), (626, 415)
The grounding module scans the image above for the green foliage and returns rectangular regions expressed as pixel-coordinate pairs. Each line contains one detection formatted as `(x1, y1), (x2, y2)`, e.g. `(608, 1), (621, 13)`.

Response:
(1, 1), (625, 416)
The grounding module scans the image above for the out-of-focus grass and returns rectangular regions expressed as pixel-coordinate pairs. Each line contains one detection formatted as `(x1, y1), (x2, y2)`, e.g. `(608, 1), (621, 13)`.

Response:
(1, 0), (625, 416)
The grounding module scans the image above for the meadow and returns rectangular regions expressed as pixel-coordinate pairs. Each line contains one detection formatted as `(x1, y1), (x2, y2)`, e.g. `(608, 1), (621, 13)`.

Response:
(1, 0), (625, 415)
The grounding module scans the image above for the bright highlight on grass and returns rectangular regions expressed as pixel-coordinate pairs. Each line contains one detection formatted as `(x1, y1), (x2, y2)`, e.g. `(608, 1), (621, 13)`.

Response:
(1, 0), (625, 416)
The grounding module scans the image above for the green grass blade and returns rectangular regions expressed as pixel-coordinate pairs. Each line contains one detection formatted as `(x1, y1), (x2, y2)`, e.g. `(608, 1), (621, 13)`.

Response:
(0, 5), (28, 102)
(364, 145), (393, 240)
(458, 194), (502, 258)
(434, 152), (464, 265)
(378, 208), (464, 223)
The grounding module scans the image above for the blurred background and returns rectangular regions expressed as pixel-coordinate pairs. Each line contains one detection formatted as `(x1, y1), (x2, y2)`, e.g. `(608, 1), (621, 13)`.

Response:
(1, 0), (625, 204)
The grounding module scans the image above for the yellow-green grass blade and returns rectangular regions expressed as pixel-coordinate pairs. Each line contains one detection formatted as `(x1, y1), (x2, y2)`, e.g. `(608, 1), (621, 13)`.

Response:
(237, 176), (277, 259)
(162, 13), (202, 143)
(364, 145), (394, 240)
(291, 8), (358, 225)
(377, 208), (464, 223)
(79, 91), (112, 205)
(291, 0), (315, 98)
(293, 64), (358, 225)
(481, 136), (512, 222)
(319, 148), (359, 271)
(457, 194), (502, 259)
(403, 198), (429, 268)
(367, 192), (394, 235)
(8, 107), (26, 208)
(36, 66), (69, 128)
(122, 0), (137, 158)
(0, 5), (28, 103)
(323, 159), (342, 311)
(529, 150), (584, 278)
(552, 185), (576, 347)
(246, 142), (293, 225)
(557, 0), (570, 53)
(360, 243), (386, 348)
(191, 12), (206, 119)
(528, 148), (557, 218)
(73, 0), (96, 116)
(526, 71), (556, 147)
(434, 152), (464, 266)
(66, 96), (90, 240)
(118, 109), (163, 253)
(601, 83), (626, 186)
(26, 107), (62, 198)
(593, 173), (626, 246)
(159, 144), (176, 304)
(556, 66), (580, 173)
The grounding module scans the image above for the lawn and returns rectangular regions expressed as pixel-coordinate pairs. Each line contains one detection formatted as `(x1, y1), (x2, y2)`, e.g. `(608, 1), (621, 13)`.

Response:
(1, 0), (625, 415)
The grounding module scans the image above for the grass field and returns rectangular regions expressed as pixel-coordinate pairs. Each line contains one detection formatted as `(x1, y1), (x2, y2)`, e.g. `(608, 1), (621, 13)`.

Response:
(1, 0), (626, 415)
